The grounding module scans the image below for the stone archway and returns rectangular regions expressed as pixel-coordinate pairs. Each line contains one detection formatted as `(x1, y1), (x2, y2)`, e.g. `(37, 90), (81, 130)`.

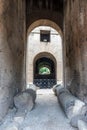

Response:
(33, 52), (57, 88)
(27, 19), (63, 36)
(26, 24), (63, 88)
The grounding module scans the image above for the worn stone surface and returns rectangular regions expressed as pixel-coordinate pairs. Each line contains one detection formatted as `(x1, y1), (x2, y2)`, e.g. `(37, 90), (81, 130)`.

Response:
(24, 89), (36, 103)
(0, 0), (15, 121)
(70, 115), (84, 128)
(0, 89), (76, 130)
(52, 84), (62, 96)
(0, 0), (87, 125)
(4, 124), (18, 130)
(26, 84), (36, 91)
(70, 104), (87, 127)
(70, 107), (87, 128)
(14, 90), (35, 112)
(57, 87), (85, 119)
(78, 120), (87, 130)
(64, 0), (87, 103)
(56, 86), (69, 96)
(14, 116), (24, 125)
(0, 0), (25, 121)
(1, 121), (19, 130)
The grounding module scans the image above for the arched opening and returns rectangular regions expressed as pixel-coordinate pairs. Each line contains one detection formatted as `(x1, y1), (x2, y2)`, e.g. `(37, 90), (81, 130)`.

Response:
(26, 19), (63, 89)
(33, 53), (57, 88)
(27, 19), (63, 36)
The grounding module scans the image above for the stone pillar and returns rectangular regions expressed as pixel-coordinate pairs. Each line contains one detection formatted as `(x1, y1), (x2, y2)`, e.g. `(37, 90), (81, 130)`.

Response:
(64, 0), (87, 102)
(78, 0), (87, 103)
(0, 0), (14, 121)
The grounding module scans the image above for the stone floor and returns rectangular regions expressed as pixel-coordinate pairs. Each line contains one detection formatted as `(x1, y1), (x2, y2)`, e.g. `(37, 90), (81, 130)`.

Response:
(0, 89), (77, 130)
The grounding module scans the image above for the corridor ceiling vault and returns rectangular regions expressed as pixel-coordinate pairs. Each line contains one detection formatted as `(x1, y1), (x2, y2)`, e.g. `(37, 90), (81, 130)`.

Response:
(26, 0), (64, 30)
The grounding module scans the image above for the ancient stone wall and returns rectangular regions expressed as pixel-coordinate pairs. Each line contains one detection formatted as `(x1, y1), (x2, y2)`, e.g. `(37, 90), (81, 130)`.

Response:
(0, 0), (25, 120)
(64, 0), (87, 102)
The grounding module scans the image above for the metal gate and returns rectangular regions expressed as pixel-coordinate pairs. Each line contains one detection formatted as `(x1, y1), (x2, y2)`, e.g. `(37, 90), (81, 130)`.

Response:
(34, 79), (56, 88)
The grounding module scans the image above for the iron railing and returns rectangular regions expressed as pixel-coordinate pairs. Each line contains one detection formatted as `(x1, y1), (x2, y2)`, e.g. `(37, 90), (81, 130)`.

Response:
(34, 79), (56, 88)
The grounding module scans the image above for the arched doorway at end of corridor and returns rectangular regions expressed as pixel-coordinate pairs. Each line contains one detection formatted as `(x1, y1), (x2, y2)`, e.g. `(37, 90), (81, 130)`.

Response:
(26, 19), (63, 89)
(33, 54), (57, 89)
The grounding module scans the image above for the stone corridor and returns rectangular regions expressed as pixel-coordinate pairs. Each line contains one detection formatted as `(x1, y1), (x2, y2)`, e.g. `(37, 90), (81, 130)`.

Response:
(0, 0), (87, 130)
(0, 89), (77, 130)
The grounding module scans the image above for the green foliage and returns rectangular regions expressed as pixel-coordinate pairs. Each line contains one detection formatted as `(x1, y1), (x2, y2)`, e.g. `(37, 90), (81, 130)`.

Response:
(39, 67), (50, 75)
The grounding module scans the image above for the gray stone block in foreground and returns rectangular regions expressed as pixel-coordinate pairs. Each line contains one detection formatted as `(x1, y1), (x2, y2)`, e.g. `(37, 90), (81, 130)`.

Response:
(70, 105), (87, 128)
(14, 88), (36, 112)
(56, 86), (85, 119)
(53, 84), (64, 96)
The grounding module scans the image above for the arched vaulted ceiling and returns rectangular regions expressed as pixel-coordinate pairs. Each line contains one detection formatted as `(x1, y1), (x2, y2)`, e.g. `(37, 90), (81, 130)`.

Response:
(26, 0), (64, 31)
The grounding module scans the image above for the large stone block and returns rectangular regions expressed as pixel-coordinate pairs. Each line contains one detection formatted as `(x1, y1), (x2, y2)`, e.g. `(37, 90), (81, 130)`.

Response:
(70, 105), (87, 128)
(24, 89), (36, 104)
(14, 88), (36, 112)
(70, 115), (84, 128)
(57, 87), (85, 119)
(27, 83), (36, 91)
(52, 84), (63, 96)
(56, 86), (69, 96)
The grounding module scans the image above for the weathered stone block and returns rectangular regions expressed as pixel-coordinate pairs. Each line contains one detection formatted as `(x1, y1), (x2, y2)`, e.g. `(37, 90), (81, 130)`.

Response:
(27, 83), (36, 91)
(78, 120), (87, 130)
(14, 89), (36, 112)
(70, 115), (84, 128)
(56, 86), (69, 96)
(70, 105), (87, 128)
(57, 87), (85, 119)
(52, 84), (62, 96)
(24, 89), (36, 104)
